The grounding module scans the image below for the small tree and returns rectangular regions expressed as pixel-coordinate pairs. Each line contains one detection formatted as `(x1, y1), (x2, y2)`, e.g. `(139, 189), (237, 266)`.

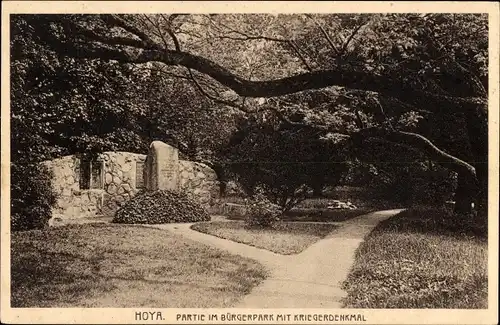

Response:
(224, 112), (349, 211)
(244, 189), (282, 228)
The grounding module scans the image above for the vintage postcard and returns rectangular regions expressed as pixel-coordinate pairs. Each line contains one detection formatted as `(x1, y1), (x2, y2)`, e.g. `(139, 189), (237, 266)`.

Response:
(1, 1), (498, 324)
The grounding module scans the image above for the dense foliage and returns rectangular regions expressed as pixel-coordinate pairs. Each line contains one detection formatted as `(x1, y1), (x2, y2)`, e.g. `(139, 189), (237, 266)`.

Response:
(113, 190), (210, 224)
(347, 140), (458, 205)
(192, 13), (487, 215)
(11, 17), (147, 230)
(10, 16), (235, 229)
(11, 17), (237, 161)
(222, 109), (350, 210)
(10, 13), (489, 229)
(11, 163), (58, 231)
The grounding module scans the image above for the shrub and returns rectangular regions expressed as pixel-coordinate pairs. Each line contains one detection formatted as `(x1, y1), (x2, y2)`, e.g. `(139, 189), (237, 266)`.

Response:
(113, 190), (210, 224)
(244, 192), (282, 229)
(11, 162), (58, 231)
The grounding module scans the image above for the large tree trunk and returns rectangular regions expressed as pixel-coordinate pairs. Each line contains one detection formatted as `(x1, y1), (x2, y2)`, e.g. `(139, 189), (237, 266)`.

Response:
(445, 63), (488, 214)
(453, 172), (476, 214)
(473, 160), (488, 216)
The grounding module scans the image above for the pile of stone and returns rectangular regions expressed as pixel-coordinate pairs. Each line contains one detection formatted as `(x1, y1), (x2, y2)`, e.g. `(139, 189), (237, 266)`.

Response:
(327, 200), (358, 210)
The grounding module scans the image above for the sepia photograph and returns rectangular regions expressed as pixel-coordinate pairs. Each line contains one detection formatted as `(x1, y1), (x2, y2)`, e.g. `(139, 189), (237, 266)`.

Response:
(1, 1), (498, 324)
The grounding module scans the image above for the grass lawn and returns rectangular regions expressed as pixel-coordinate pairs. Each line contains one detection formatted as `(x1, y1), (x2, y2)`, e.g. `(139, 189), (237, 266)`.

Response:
(223, 204), (372, 223)
(191, 221), (338, 255)
(11, 224), (267, 308)
(341, 208), (488, 308)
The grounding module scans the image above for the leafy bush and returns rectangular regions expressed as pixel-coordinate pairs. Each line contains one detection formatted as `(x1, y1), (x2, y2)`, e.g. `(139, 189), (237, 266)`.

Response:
(113, 190), (210, 224)
(11, 163), (58, 231)
(244, 192), (282, 229)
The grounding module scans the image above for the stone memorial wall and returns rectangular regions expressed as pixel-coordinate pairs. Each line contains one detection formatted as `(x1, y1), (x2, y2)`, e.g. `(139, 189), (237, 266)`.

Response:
(178, 160), (220, 213)
(43, 141), (221, 223)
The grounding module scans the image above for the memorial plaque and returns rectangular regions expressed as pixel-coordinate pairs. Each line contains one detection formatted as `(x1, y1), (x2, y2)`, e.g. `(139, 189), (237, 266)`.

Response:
(144, 141), (179, 191)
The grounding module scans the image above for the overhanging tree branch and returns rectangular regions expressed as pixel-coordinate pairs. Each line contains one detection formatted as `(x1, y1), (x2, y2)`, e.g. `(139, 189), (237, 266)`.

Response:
(29, 14), (485, 188)
(354, 128), (478, 182)
(35, 15), (486, 113)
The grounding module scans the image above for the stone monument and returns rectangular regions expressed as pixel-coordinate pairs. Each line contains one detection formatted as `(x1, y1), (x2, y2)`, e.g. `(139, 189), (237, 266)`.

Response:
(144, 141), (179, 191)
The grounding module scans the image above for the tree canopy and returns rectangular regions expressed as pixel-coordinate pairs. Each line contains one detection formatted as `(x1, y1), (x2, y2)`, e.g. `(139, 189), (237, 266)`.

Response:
(11, 13), (489, 214)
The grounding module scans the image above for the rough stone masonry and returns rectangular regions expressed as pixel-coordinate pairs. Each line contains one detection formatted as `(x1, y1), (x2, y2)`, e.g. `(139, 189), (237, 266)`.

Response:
(43, 141), (221, 223)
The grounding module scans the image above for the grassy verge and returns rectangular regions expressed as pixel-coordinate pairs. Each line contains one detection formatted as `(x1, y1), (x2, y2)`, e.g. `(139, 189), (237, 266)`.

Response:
(11, 224), (267, 308)
(284, 208), (373, 222)
(341, 208), (488, 308)
(191, 221), (338, 255)
(222, 205), (372, 223)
